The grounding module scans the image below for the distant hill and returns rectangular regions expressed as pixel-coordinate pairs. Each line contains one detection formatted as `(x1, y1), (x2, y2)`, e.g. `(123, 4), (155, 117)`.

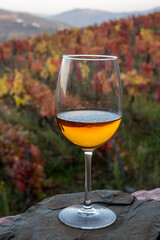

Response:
(0, 9), (69, 43)
(47, 7), (160, 27)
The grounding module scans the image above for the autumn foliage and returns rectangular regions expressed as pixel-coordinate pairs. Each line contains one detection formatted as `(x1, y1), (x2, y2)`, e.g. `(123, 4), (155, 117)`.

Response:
(0, 119), (45, 194)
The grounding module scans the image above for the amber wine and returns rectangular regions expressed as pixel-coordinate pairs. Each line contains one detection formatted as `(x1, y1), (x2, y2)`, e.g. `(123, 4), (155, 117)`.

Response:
(56, 110), (121, 149)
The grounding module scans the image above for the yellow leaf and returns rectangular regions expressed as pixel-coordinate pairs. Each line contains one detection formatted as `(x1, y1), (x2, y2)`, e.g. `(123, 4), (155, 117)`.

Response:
(46, 58), (57, 77)
(115, 23), (120, 31)
(0, 74), (9, 97)
(11, 69), (24, 95)
(140, 28), (153, 42)
(14, 94), (29, 107)
(78, 62), (90, 79)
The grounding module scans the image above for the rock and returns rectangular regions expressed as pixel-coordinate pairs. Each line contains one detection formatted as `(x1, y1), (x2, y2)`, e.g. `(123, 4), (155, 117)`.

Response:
(132, 188), (160, 201)
(0, 190), (159, 240)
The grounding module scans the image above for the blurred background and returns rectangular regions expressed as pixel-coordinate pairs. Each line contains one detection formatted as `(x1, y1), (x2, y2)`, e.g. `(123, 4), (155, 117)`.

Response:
(0, 0), (159, 217)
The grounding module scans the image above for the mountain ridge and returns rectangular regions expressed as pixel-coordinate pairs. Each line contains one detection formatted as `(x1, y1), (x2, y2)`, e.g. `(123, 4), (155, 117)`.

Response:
(47, 7), (160, 27)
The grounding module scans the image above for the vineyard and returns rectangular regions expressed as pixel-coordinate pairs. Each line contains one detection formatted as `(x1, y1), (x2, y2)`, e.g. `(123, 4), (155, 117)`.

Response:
(0, 12), (160, 216)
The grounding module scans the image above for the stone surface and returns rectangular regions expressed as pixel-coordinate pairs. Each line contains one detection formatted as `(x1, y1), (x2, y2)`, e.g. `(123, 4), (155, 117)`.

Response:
(132, 188), (160, 201)
(0, 190), (160, 240)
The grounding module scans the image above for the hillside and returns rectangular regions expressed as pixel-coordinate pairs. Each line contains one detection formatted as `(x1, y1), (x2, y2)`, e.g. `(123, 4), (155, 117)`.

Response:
(0, 9), (69, 43)
(48, 7), (160, 27)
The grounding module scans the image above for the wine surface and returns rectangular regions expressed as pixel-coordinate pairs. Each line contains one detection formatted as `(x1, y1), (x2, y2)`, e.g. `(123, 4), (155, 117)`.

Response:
(56, 110), (121, 149)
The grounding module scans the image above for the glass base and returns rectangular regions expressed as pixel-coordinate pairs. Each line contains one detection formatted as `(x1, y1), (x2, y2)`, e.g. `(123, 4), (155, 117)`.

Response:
(59, 204), (116, 229)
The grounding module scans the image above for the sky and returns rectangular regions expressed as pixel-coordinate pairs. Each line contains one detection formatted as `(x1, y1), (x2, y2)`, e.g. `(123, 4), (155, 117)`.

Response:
(0, 0), (160, 15)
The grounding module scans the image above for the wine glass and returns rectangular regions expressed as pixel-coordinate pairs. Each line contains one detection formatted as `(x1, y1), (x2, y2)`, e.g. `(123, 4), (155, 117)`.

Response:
(55, 54), (123, 229)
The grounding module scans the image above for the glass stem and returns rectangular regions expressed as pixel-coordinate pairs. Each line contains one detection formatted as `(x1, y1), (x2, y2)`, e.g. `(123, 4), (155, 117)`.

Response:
(84, 151), (93, 208)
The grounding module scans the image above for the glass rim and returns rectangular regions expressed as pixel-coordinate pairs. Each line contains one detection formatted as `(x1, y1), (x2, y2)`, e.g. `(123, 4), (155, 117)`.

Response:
(63, 54), (118, 61)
